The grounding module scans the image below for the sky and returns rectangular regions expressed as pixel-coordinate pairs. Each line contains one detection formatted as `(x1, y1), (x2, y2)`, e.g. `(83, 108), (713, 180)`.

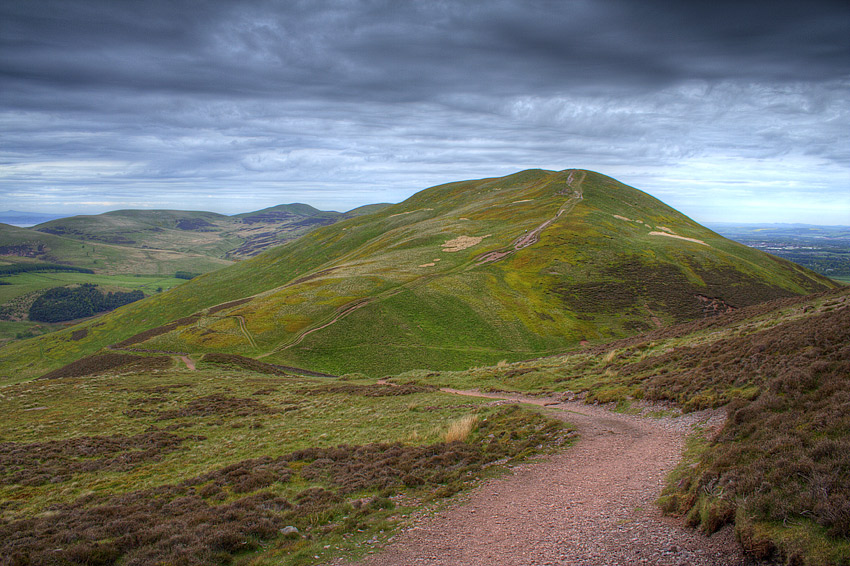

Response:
(1, 0), (849, 224)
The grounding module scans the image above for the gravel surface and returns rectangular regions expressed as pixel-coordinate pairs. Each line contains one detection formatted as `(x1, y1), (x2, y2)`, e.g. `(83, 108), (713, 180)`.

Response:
(334, 390), (757, 566)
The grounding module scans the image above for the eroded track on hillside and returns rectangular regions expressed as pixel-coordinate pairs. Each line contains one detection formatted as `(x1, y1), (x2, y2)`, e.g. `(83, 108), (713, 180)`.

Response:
(476, 170), (585, 265)
(337, 390), (748, 566)
(260, 173), (587, 359)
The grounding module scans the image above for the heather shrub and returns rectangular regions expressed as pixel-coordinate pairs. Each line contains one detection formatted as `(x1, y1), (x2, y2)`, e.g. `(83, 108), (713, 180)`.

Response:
(662, 302), (850, 564)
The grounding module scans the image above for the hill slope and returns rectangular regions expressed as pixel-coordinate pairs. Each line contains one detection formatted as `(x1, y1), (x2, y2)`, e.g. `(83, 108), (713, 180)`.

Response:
(0, 169), (837, 382)
(0, 222), (232, 275)
(33, 204), (349, 260)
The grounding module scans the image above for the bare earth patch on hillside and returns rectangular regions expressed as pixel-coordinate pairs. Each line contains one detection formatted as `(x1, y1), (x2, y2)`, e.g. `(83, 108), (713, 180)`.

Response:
(649, 231), (708, 246)
(442, 235), (491, 252)
(337, 391), (749, 566)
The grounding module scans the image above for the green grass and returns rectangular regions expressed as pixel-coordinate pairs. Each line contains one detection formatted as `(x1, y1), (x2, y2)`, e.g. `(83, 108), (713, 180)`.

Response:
(0, 365), (573, 565)
(0, 273), (191, 345)
(0, 224), (234, 275)
(0, 272), (186, 304)
(31, 205), (344, 260)
(2, 169), (835, 383)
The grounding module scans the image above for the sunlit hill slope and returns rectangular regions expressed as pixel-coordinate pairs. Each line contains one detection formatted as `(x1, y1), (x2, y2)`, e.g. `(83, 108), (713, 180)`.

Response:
(0, 169), (836, 382)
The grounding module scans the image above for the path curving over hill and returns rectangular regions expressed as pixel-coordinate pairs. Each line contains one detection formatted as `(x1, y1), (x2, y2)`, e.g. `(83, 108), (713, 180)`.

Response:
(339, 391), (749, 566)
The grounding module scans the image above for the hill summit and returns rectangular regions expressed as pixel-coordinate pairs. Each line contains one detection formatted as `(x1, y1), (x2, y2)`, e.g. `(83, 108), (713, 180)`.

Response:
(0, 169), (836, 381)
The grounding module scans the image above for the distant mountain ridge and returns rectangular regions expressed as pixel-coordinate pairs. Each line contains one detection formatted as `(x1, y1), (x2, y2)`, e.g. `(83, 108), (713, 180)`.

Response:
(1, 169), (836, 382)
(31, 203), (385, 260)
(0, 210), (70, 226)
(0, 202), (394, 273)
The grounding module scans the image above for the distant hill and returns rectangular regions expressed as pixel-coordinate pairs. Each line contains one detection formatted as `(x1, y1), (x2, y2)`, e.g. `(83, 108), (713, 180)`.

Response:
(0, 222), (231, 276)
(33, 204), (341, 260)
(1, 169), (836, 382)
(3, 203), (395, 266)
(0, 203), (381, 345)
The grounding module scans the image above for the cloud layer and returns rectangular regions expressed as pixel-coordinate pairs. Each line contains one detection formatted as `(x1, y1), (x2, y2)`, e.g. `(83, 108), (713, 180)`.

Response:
(1, 0), (848, 222)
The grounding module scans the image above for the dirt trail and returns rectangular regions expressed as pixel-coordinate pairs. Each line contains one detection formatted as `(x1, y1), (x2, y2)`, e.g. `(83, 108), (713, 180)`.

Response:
(339, 390), (749, 566)
(477, 171), (584, 265)
(234, 315), (258, 350)
(179, 356), (195, 370)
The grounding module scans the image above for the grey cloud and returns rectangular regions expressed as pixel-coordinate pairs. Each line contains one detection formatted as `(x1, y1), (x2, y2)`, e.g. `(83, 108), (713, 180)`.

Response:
(3, 0), (848, 104)
(0, 1), (848, 222)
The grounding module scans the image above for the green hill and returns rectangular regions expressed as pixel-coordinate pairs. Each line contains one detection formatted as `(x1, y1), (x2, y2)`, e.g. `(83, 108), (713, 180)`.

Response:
(0, 169), (837, 383)
(0, 222), (232, 276)
(35, 204), (347, 260)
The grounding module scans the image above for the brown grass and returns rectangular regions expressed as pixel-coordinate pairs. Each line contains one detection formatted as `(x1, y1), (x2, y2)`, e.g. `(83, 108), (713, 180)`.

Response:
(659, 300), (850, 564)
(112, 314), (202, 348)
(297, 383), (435, 397)
(123, 394), (284, 420)
(201, 353), (296, 376)
(444, 415), (479, 443)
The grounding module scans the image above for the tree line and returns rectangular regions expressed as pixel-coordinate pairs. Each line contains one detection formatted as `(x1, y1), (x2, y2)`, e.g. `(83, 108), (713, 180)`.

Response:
(29, 284), (144, 323)
(0, 263), (94, 276)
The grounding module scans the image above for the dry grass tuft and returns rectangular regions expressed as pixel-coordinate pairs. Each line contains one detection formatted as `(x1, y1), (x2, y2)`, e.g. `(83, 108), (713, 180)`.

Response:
(444, 414), (479, 443)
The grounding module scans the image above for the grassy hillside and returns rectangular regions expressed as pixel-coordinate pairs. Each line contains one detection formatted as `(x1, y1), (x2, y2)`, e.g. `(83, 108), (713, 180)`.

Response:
(0, 357), (571, 565)
(0, 202), (357, 347)
(0, 223), (232, 347)
(0, 223), (232, 275)
(35, 204), (346, 260)
(0, 169), (836, 383)
(2, 288), (844, 565)
(389, 287), (850, 566)
(0, 271), (188, 345)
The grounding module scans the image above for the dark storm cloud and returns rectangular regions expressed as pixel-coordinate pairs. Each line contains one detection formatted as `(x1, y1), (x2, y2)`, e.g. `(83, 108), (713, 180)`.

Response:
(3, 0), (847, 102)
(1, 0), (848, 221)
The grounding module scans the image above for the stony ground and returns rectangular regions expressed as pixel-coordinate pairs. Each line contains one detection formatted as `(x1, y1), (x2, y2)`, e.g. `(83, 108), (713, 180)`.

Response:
(334, 391), (757, 566)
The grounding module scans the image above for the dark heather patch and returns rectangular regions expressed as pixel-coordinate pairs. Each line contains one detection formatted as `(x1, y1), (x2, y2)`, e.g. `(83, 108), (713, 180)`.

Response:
(39, 353), (172, 379)
(0, 430), (204, 486)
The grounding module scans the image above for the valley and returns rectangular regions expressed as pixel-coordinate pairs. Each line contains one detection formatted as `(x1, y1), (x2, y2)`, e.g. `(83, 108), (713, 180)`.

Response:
(0, 203), (386, 346)
(708, 223), (850, 284)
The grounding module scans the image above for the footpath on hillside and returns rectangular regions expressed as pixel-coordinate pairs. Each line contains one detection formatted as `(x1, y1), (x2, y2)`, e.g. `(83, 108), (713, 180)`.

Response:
(335, 390), (751, 566)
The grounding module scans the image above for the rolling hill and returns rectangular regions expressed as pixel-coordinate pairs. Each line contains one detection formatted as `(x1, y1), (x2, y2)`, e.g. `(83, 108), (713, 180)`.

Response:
(32, 202), (390, 260)
(0, 169), (837, 383)
(0, 222), (232, 276)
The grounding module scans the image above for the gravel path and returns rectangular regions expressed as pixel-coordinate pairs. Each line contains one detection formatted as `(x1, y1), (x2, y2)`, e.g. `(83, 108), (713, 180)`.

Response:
(336, 390), (752, 566)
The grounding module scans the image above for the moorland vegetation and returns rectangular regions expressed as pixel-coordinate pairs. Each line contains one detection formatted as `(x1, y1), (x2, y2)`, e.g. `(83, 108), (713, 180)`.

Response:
(0, 363), (571, 566)
(390, 288), (850, 565)
(0, 169), (846, 565)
